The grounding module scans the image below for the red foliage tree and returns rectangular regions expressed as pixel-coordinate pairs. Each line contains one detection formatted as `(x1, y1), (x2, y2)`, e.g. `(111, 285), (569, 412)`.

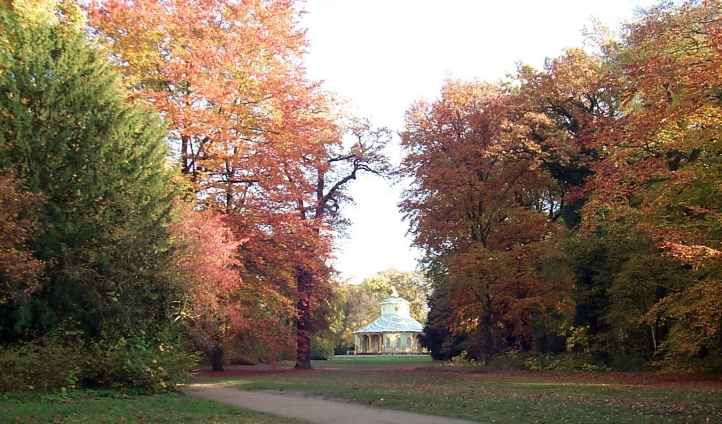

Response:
(0, 173), (43, 306)
(172, 206), (246, 370)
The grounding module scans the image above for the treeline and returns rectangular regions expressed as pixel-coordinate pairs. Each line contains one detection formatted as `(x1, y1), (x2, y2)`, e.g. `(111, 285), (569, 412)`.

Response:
(0, 0), (386, 391)
(401, 1), (722, 372)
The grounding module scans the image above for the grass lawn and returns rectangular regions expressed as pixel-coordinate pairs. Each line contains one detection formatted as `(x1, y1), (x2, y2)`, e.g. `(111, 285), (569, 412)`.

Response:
(212, 355), (722, 424)
(0, 389), (305, 423)
(318, 354), (435, 367)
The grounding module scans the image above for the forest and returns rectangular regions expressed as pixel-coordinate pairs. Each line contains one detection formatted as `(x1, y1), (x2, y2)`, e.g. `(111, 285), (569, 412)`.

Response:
(402, 1), (722, 372)
(0, 0), (720, 396)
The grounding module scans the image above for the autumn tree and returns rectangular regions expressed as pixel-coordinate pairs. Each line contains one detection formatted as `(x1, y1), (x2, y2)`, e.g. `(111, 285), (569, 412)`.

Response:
(391, 0), (722, 372)
(172, 206), (245, 371)
(578, 0), (722, 370)
(400, 81), (574, 361)
(89, 0), (391, 369)
(286, 117), (391, 368)
(511, 48), (619, 227)
(0, 173), (44, 339)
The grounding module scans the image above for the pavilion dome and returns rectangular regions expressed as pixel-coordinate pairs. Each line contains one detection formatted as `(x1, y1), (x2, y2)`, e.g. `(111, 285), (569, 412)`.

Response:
(353, 296), (423, 334)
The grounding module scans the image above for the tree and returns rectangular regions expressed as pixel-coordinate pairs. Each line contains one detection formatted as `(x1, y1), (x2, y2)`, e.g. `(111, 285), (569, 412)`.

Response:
(89, 0), (391, 369)
(511, 48), (618, 227)
(171, 206), (246, 371)
(579, 0), (722, 370)
(419, 258), (468, 360)
(0, 173), (43, 334)
(399, 81), (573, 361)
(397, 1), (721, 371)
(89, 0), (322, 206)
(566, 223), (695, 365)
(0, 7), (177, 339)
(288, 117), (391, 368)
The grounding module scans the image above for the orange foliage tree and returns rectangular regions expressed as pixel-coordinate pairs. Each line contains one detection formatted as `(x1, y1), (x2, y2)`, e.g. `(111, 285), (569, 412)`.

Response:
(580, 1), (722, 368)
(511, 48), (619, 227)
(408, 2), (721, 369)
(89, 0), (390, 368)
(400, 81), (573, 360)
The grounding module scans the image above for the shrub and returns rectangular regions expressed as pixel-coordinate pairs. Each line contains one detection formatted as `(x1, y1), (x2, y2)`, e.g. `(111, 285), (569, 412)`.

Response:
(0, 342), (82, 392)
(457, 351), (611, 372)
(310, 335), (335, 360)
(81, 336), (198, 393)
(444, 350), (483, 368)
(0, 336), (197, 393)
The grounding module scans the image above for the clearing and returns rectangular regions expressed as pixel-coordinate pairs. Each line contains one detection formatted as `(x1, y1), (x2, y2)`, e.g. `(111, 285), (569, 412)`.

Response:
(195, 355), (722, 424)
(4, 356), (721, 423)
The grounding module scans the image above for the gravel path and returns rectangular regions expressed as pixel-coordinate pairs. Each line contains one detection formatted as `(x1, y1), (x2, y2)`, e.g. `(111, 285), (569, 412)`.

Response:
(182, 383), (478, 424)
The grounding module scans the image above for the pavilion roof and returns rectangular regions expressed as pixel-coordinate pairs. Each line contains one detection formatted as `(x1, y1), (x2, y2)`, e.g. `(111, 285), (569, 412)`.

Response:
(353, 314), (423, 333)
(353, 296), (423, 334)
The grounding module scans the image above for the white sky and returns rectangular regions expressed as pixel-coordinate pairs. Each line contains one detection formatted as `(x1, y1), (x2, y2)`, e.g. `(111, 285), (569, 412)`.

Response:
(302, 0), (656, 283)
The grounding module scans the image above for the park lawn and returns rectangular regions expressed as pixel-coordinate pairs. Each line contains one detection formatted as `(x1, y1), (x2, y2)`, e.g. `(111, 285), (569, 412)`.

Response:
(0, 389), (305, 424)
(317, 354), (435, 367)
(230, 357), (722, 424)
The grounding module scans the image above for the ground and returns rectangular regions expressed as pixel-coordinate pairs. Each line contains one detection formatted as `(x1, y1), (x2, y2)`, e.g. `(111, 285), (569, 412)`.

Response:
(198, 355), (722, 424)
(0, 389), (305, 424)
(3, 356), (722, 423)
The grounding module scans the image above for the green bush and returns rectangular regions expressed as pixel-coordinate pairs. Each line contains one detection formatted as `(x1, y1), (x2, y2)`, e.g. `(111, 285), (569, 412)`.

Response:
(81, 337), (198, 392)
(0, 342), (82, 392)
(0, 336), (197, 393)
(310, 335), (335, 360)
(521, 352), (610, 372)
(460, 351), (611, 372)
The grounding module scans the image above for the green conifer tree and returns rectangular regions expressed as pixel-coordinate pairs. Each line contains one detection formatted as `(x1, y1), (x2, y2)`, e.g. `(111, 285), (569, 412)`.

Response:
(0, 7), (178, 340)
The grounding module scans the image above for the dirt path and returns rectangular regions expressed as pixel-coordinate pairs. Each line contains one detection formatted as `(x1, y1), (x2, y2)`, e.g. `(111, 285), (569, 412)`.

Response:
(182, 383), (478, 424)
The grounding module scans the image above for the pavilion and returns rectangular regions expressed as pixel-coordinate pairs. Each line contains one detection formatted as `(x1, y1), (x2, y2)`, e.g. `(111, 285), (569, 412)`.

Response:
(353, 295), (425, 354)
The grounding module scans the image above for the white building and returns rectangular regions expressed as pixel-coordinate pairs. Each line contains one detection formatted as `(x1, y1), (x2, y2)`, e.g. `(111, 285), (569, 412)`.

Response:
(353, 296), (425, 354)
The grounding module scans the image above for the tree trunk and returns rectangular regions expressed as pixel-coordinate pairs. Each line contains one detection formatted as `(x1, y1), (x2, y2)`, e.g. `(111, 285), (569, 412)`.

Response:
(295, 267), (313, 369)
(479, 296), (495, 365)
(210, 344), (224, 371)
(181, 135), (189, 174)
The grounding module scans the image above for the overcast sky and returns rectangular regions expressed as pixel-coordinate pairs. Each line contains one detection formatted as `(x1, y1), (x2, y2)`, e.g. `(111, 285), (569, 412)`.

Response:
(301, 0), (656, 283)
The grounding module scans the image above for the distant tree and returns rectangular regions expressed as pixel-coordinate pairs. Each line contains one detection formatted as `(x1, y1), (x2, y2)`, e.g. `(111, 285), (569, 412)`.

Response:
(331, 270), (430, 350)
(358, 269), (430, 323)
